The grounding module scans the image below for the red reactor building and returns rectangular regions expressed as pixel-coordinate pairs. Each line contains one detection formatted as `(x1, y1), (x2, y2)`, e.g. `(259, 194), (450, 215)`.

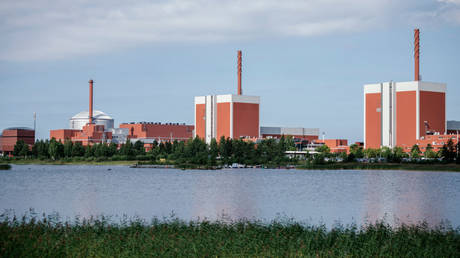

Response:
(194, 50), (260, 143)
(364, 29), (446, 150)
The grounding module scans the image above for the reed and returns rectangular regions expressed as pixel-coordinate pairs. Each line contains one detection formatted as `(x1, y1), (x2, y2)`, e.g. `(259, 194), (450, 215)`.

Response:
(1, 214), (458, 257)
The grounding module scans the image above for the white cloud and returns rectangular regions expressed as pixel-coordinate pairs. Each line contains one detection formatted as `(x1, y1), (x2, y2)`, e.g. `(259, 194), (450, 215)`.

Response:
(0, 0), (458, 61)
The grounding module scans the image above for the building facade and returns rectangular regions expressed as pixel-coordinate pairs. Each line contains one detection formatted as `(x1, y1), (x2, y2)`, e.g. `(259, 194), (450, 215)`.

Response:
(260, 126), (319, 142)
(119, 122), (194, 142)
(0, 127), (35, 155)
(364, 81), (446, 149)
(195, 94), (260, 143)
(50, 123), (112, 145)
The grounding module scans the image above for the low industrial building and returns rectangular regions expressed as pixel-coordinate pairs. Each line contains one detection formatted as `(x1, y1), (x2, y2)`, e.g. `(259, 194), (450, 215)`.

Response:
(260, 126), (319, 142)
(50, 124), (112, 145)
(447, 121), (460, 134)
(119, 122), (194, 142)
(0, 127), (35, 155)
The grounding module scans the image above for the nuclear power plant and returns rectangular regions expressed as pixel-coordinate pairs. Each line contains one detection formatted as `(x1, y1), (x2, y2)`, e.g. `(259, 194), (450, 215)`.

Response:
(364, 29), (456, 152)
(1, 28), (458, 157)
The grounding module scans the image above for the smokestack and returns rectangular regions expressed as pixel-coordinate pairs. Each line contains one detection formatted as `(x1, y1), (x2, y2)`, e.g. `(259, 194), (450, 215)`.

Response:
(237, 50), (242, 95)
(89, 79), (94, 124)
(414, 29), (420, 81)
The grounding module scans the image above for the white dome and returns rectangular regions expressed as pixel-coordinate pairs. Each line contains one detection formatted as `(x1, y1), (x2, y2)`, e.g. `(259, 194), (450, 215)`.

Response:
(69, 110), (114, 130)
(71, 110), (113, 120)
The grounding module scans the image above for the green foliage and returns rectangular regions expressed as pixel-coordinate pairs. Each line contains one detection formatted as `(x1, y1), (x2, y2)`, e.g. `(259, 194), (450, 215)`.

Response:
(48, 138), (64, 160)
(315, 144), (330, 154)
(410, 144), (422, 159)
(13, 140), (25, 156)
(0, 215), (458, 257)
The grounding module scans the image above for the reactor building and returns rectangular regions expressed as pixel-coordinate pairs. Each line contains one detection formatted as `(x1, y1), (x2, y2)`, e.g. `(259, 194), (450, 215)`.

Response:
(194, 51), (260, 143)
(364, 29), (447, 150)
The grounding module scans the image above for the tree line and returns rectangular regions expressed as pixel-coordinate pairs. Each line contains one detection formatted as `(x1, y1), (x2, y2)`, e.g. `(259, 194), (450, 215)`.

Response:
(7, 136), (459, 165)
(313, 140), (459, 164)
(8, 136), (297, 166)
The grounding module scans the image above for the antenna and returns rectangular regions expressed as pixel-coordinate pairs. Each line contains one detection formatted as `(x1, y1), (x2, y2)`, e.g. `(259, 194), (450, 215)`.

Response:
(33, 112), (36, 139)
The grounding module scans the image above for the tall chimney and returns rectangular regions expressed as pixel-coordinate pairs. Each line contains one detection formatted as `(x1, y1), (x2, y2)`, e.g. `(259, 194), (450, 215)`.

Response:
(89, 79), (94, 124)
(237, 50), (242, 95)
(414, 29), (420, 81)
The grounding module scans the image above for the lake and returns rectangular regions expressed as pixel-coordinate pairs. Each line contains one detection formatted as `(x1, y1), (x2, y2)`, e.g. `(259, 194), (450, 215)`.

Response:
(1, 165), (459, 228)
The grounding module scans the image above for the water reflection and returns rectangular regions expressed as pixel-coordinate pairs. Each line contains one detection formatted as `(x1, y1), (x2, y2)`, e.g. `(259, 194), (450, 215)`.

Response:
(188, 170), (258, 221)
(0, 166), (459, 228)
(362, 171), (447, 226)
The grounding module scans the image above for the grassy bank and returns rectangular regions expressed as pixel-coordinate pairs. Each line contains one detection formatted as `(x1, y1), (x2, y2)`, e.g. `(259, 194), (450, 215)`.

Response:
(5, 159), (136, 166)
(298, 162), (460, 172)
(1, 216), (458, 257)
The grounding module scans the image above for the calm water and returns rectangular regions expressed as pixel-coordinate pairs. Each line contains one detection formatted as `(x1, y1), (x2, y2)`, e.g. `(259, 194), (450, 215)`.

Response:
(1, 165), (459, 227)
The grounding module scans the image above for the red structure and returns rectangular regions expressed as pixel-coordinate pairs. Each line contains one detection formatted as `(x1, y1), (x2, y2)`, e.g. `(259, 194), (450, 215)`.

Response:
(364, 29), (446, 149)
(409, 134), (458, 153)
(260, 126), (319, 142)
(50, 124), (112, 145)
(49, 79), (112, 145)
(414, 29), (420, 81)
(89, 79), (94, 124)
(119, 122), (194, 142)
(195, 50), (260, 143)
(314, 139), (349, 153)
(238, 50), (242, 95)
(0, 127), (35, 155)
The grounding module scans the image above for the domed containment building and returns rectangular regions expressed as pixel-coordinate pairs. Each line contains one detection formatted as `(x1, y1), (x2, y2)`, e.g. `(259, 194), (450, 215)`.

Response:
(69, 110), (114, 130)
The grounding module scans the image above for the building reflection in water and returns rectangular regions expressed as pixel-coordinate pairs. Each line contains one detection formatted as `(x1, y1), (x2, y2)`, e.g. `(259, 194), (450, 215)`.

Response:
(362, 171), (445, 227)
(190, 170), (258, 222)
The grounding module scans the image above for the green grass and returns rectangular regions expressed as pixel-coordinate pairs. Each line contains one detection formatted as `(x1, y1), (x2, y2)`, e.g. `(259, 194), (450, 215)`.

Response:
(0, 214), (459, 257)
(6, 159), (136, 166)
(298, 162), (460, 172)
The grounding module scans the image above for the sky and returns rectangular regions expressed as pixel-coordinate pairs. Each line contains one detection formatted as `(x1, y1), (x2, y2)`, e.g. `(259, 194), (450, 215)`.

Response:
(1, 0), (459, 142)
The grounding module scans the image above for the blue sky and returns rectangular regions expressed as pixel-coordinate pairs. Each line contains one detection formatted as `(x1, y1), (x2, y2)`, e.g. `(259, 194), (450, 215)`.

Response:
(1, 0), (459, 142)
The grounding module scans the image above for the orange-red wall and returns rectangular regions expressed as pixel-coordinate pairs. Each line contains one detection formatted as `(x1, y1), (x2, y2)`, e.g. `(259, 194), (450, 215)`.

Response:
(0, 129), (35, 152)
(365, 93), (381, 148)
(396, 91), (417, 148)
(119, 123), (194, 140)
(217, 103), (230, 140)
(420, 91), (445, 137)
(195, 104), (206, 139)
(233, 103), (259, 138)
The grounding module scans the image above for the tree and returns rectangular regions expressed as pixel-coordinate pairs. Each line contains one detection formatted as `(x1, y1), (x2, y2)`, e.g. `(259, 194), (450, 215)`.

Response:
(63, 140), (73, 157)
(48, 138), (64, 160)
(209, 138), (219, 166)
(447, 139), (456, 162)
(107, 142), (118, 157)
(13, 140), (25, 156)
(424, 144), (437, 159)
(315, 144), (330, 154)
(133, 140), (145, 155)
(71, 142), (85, 157)
(410, 144), (421, 159)
(19, 142), (30, 157)
(219, 137), (232, 165)
(349, 144), (364, 159)
(392, 147), (406, 163)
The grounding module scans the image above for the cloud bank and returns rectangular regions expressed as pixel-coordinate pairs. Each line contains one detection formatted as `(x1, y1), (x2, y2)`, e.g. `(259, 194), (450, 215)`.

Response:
(1, 0), (459, 61)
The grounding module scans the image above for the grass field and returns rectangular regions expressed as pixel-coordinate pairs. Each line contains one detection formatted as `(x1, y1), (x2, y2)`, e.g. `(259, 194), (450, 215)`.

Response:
(1, 215), (459, 257)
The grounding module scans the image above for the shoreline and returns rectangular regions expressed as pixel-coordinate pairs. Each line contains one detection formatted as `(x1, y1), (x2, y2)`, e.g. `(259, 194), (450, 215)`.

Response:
(3, 160), (460, 172)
